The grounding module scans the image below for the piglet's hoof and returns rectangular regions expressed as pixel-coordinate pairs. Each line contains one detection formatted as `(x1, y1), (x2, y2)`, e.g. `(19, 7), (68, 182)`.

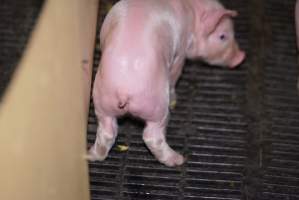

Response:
(86, 145), (108, 161)
(160, 152), (185, 167)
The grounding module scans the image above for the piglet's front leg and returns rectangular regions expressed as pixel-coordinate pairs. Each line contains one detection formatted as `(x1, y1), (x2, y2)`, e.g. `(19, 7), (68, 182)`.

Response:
(169, 57), (185, 109)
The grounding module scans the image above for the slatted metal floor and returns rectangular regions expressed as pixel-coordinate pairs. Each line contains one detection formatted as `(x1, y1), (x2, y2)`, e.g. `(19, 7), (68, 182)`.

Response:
(87, 1), (299, 200)
(1, 0), (299, 200)
(262, 1), (299, 199)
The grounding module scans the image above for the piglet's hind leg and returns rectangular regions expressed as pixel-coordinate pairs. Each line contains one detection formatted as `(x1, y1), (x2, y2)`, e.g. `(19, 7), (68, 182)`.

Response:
(87, 115), (117, 161)
(143, 116), (184, 167)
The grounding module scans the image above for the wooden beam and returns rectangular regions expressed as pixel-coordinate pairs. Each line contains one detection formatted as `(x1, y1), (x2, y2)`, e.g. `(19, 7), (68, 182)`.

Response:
(0, 0), (99, 199)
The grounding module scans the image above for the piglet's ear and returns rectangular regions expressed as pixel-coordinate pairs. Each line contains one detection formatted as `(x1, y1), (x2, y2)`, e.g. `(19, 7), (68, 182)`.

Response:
(200, 9), (238, 37)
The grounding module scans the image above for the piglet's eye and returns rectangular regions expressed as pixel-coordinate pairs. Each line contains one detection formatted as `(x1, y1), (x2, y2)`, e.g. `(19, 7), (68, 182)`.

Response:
(219, 34), (227, 41)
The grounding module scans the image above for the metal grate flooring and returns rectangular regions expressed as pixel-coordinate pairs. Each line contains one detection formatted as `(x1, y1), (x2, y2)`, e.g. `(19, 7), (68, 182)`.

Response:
(87, 0), (299, 200)
(0, 0), (299, 200)
(262, 1), (299, 199)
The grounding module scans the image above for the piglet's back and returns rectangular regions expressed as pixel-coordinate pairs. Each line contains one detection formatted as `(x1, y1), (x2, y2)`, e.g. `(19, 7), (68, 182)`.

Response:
(100, 0), (178, 59)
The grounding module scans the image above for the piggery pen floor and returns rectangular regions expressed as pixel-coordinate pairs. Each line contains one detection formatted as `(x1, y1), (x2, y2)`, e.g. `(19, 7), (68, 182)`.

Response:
(0, 0), (299, 200)
(87, 0), (299, 200)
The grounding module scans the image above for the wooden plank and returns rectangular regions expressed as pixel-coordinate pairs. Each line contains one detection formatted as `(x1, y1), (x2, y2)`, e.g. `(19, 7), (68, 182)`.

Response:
(0, 0), (99, 199)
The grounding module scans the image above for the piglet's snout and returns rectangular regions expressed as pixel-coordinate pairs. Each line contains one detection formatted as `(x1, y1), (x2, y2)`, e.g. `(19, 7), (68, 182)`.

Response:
(229, 51), (245, 68)
(228, 44), (246, 68)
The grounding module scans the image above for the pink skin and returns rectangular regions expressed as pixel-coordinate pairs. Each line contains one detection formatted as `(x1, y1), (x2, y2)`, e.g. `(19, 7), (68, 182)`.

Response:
(295, 0), (299, 90)
(87, 0), (246, 167)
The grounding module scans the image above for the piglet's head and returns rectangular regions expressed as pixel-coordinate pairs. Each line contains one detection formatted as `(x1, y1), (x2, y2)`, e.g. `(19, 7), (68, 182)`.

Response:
(187, 9), (245, 68)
